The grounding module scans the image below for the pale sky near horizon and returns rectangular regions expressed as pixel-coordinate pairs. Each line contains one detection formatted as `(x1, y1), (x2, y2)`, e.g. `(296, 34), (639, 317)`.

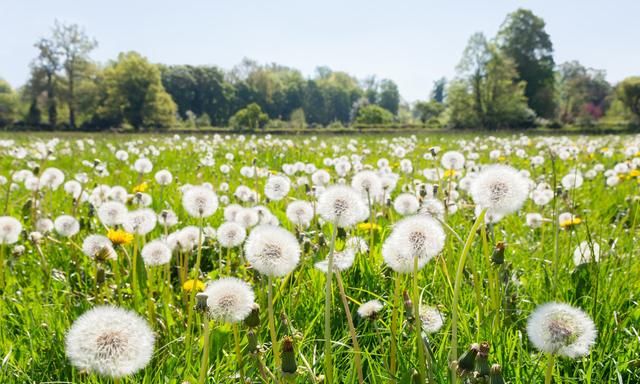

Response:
(1, 0), (638, 102)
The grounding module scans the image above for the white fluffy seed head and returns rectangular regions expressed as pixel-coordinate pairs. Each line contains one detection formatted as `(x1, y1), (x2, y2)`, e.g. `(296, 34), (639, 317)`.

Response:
(286, 200), (315, 228)
(217, 222), (247, 248)
(183, 186), (218, 218)
(123, 209), (157, 235)
(419, 305), (445, 333)
(393, 193), (420, 216)
(203, 277), (255, 323)
(469, 165), (529, 216)
(65, 306), (155, 378)
(54, 215), (80, 237)
(419, 198), (446, 220)
(526, 302), (597, 358)
(351, 170), (383, 202)
(382, 215), (446, 274)
(441, 151), (465, 170)
(244, 225), (300, 277)
(154, 169), (173, 185)
(317, 185), (367, 228)
(0, 216), (22, 244)
(573, 241), (600, 266)
(98, 201), (128, 227)
(314, 249), (355, 273)
(82, 235), (116, 260)
(141, 240), (172, 266)
(357, 300), (384, 319)
(234, 208), (260, 229)
(134, 158), (153, 174)
(264, 175), (291, 201)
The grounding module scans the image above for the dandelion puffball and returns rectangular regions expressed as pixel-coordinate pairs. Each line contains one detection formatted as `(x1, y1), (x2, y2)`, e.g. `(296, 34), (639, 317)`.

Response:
(182, 186), (219, 218)
(526, 302), (596, 358)
(0, 216), (22, 244)
(264, 175), (291, 201)
(469, 164), (529, 216)
(217, 222), (247, 248)
(357, 300), (384, 319)
(382, 215), (446, 273)
(419, 305), (445, 334)
(65, 306), (155, 378)
(286, 200), (315, 228)
(203, 277), (255, 323)
(97, 201), (128, 227)
(54, 215), (80, 237)
(244, 225), (300, 277)
(317, 185), (367, 228)
(573, 241), (600, 266)
(141, 240), (172, 266)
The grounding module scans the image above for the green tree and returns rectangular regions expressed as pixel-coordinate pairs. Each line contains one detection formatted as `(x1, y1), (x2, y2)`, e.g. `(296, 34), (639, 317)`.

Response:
(0, 79), (19, 127)
(97, 52), (176, 130)
(355, 104), (394, 125)
(378, 79), (400, 115)
(448, 32), (532, 129)
(52, 21), (97, 128)
(430, 77), (447, 103)
(289, 108), (306, 129)
(617, 77), (640, 122)
(32, 37), (61, 126)
(557, 61), (611, 124)
(413, 100), (445, 124)
(229, 103), (268, 130)
(498, 8), (556, 118)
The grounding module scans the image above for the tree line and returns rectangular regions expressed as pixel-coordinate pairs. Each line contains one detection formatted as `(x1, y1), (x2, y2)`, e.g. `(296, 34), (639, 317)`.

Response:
(0, 10), (639, 131)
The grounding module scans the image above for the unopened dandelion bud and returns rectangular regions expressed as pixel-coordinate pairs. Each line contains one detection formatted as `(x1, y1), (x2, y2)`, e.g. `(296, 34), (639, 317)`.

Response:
(281, 336), (297, 376)
(491, 242), (505, 265)
(246, 329), (258, 353)
(474, 342), (491, 377)
(96, 267), (105, 285)
(244, 303), (261, 328)
(403, 291), (414, 320)
(489, 364), (505, 384)
(430, 147), (438, 157)
(457, 343), (480, 376)
(195, 293), (209, 313)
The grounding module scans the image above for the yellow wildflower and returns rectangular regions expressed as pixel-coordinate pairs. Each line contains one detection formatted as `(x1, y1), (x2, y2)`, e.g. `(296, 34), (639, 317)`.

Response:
(498, 156), (506, 161)
(630, 170), (640, 178)
(443, 169), (456, 178)
(132, 182), (148, 193)
(560, 217), (582, 229)
(183, 279), (205, 292)
(107, 229), (134, 245)
(357, 222), (381, 231)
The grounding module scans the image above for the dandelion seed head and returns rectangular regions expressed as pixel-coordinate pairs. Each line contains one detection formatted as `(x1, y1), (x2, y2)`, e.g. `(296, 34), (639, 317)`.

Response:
(203, 278), (255, 323)
(245, 225), (300, 277)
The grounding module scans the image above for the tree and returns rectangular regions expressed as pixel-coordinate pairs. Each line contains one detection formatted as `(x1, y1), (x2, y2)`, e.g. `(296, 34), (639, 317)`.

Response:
(557, 61), (611, 124)
(498, 9), (556, 118)
(355, 104), (394, 125)
(448, 33), (532, 129)
(430, 77), (447, 103)
(52, 21), (97, 128)
(32, 37), (60, 126)
(229, 103), (268, 130)
(413, 100), (445, 124)
(378, 79), (400, 115)
(0, 79), (19, 127)
(617, 77), (640, 122)
(96, 52), (176, 130)
(289, 108), (306, 129)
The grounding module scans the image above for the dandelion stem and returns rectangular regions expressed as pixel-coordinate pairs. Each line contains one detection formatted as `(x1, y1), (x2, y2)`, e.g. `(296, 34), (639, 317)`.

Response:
(390, 272), (402, 379)
(267, 276), (281, 383)
(335, 272), (364, 384)
(198, 318), (212, 384)
(0, 244), (5, 289)
(324, 223), (337, 383)
(186, 218), (204, 367)
(233, 323), (246, 382)
(450, 208), (486, 384)
(413, 255), (427, 383)
(544, 353), (555, 384)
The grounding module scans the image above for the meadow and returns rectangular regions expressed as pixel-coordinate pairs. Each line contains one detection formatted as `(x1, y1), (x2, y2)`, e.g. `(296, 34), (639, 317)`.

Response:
(0, 132), (639, 384)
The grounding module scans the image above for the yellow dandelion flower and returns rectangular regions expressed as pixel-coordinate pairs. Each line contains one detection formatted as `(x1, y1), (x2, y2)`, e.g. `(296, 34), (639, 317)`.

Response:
(560, 217), (582, 229)
(107, 229), (134, 246)
(132, 182), (148, 193)
(498, 156), (506, 161)
(443, 169), (456, 178)
(357, 222), (381, 231)
(183, 279), (205, 292)
(630, 170), (640, 178)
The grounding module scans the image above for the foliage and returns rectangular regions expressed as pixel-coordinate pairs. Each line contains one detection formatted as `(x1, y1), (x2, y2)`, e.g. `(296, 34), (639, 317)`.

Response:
(229, 102), (269, 130)
(0, 79), (19, 126)
(448, 33), (533, 129)
(430, 77), (447, 103)
(616, 77), (640, 121)
(355, 104), (394, 125)
(96, 52), (176, 130)
(557, 61), (612, 125)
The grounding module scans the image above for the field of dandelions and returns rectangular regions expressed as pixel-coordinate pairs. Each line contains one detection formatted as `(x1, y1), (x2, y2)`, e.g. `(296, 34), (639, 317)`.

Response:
(1, 133), (640, 384)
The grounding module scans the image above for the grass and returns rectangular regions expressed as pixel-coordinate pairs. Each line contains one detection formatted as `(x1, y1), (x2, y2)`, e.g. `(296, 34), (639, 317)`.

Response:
(0, 132), (639, 383)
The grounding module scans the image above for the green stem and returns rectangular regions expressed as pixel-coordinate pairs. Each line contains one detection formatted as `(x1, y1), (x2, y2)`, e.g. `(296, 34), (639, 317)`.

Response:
(267, 276), (281, 383)
(414, 255), (426, 382)
(449, 208), (486, 384)
(324, 224), (337, 383)
(390, 273), (402, 379)
(544, 354), (555, 384)
(185, 219), (204, 366)
(233, 323), (246, 382)
(0, 244), (5, 289)
(198, 318), (212, 384)
(335, 273), (364, 384)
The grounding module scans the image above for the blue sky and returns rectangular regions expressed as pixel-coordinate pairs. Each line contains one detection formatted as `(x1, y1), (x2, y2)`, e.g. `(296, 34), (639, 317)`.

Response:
(2, 0), (638, 101)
